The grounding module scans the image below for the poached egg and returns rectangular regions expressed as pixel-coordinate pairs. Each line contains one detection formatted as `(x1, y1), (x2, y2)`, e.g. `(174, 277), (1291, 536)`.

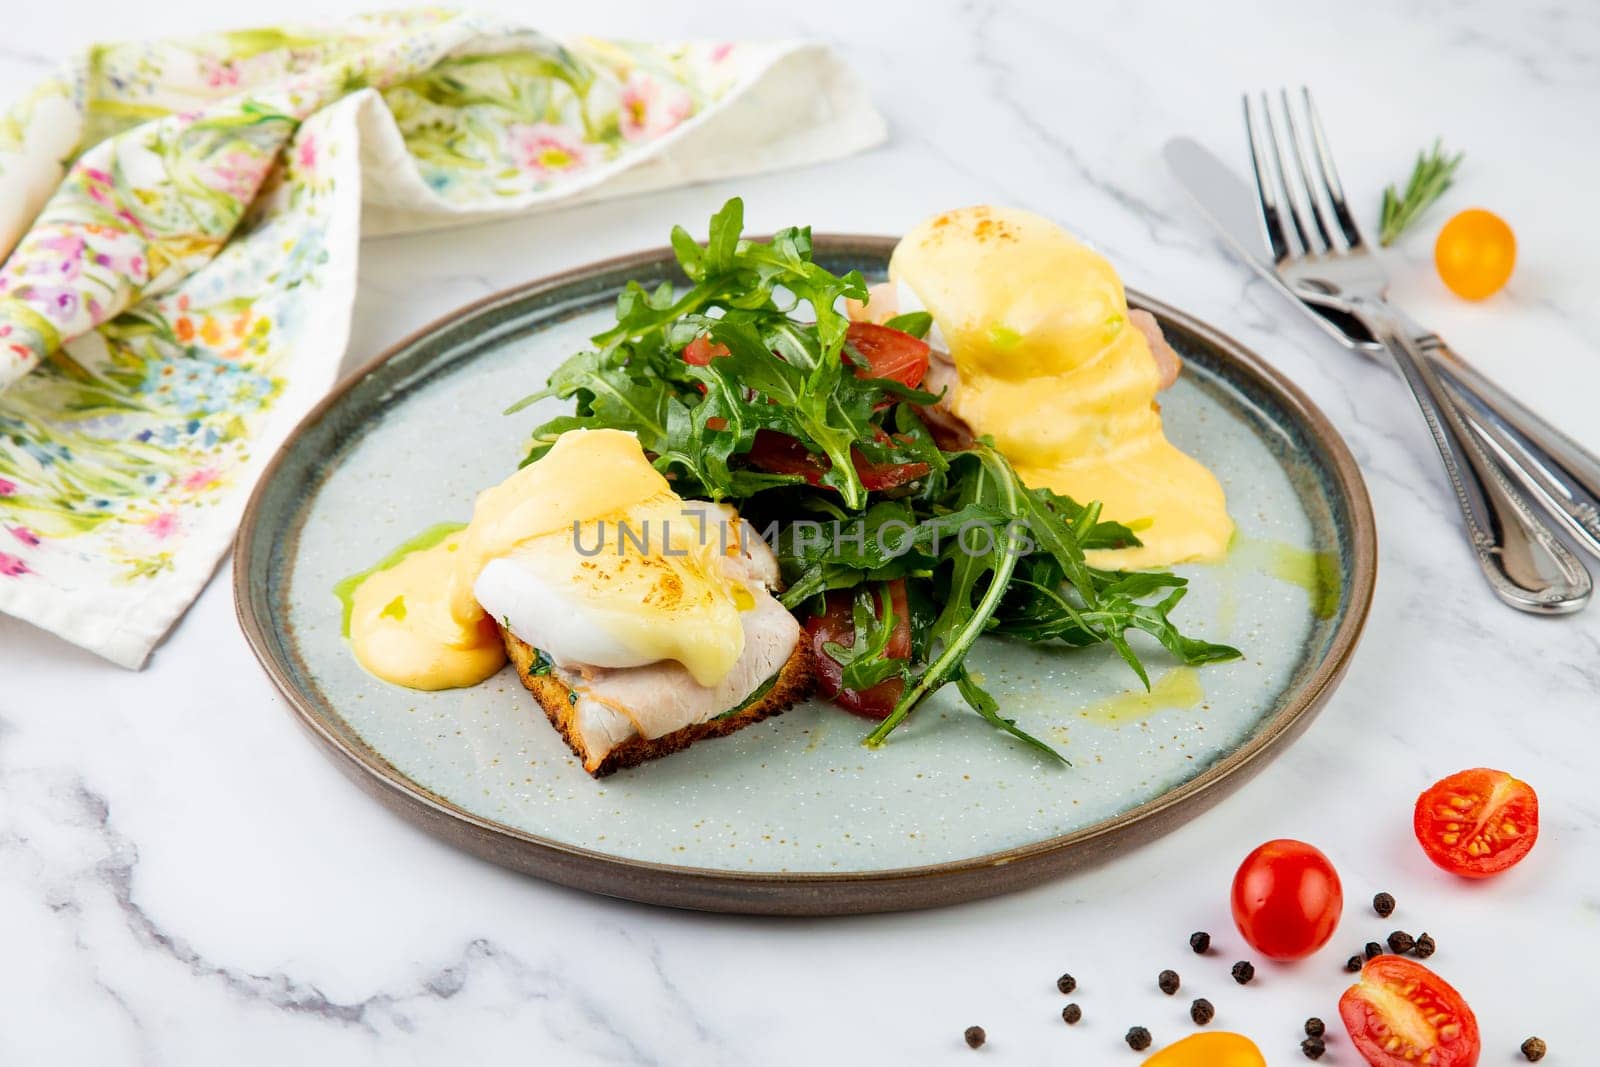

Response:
(887, 205), (1234, 569)
(347, 428), (760, 691)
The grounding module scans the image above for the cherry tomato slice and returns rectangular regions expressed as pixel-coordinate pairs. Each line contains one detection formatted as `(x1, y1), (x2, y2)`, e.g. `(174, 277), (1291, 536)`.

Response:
(684, 323), (928, 389)
(1230, 839), (1343, 961)
(844, 322), (930, 390)
(744, 429), (929, 492)
(1414, 767), (1538, 878)
(804, 579), (910, 719)
(1339, 956), (1481, 1067)
(681, 334), (730, 365)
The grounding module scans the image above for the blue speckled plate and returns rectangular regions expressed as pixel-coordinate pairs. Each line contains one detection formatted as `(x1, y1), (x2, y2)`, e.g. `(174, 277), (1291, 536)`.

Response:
(235, 237), (1375, 915)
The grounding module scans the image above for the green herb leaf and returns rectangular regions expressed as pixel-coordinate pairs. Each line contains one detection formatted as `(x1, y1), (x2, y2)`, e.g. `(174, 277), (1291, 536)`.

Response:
(1378, 140), (1464, 246)
(883, 311), (933, 339)
(822, 584), (909, 691)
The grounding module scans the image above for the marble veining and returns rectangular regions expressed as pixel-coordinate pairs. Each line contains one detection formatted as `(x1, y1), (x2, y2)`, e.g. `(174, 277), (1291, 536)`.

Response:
(4, 0), (1598, 1062)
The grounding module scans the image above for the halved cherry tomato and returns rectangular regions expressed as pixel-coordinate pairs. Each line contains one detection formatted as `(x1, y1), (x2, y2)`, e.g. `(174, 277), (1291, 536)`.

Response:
(745, 429), (930, 492)
(1230, 839), (1343, 961)
(804, 579), (910, 719)
(681, 334), (730, 365)
(682, 324), (928, 390)
(844, 321), (930, 390)
(1340, 956), (1480, 1067)
(855, 447), (931, 491)
(746, 429), (829, 482)
(1414, 767), (1538, 878)
(1434, 208), (1515, 301)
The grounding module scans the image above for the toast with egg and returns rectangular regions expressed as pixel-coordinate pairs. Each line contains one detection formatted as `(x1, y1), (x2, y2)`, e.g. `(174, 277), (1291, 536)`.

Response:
(502, 628), (813, 777)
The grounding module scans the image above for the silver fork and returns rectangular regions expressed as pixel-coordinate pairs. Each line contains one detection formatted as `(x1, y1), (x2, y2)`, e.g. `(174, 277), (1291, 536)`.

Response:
(1244, 88), (1591, 615)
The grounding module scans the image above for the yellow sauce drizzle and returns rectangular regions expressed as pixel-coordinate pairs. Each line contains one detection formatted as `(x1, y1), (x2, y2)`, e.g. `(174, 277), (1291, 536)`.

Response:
(1232, 534), (1342, 618)
(1077, 666), (1203, 725)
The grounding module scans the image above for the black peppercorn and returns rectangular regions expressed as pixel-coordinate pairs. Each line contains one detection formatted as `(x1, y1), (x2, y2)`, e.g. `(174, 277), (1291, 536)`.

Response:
(1056, 973), (1077, 995)
(1158, 969), (1181, 995)
(964, 1026), (985, 1049)
(1231, 960), (1255, 985)
(1305, 1017), (1325, 1038)
(1522, 1036), (1547, 1061)
(1345, 954), (1364, 972)
(1126, 1026), (1153, 1052)
(1414, 932), (1436, 959)
(1365, 941), (1384, 960)
(1061, 1004), (1081, 1026)
(1190, 931), (1211, 954)
(1373, 891), (1396, 918)
(1302, 1036), (1326, 1060)
(1190, 998), (1214, 1026)
(1387, 930), (1415, 955)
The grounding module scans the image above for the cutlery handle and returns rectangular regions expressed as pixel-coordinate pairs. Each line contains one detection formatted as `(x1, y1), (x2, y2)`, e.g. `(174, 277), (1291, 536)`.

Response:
(1450, 383), (1600, 561)
(1354, 302), (1591, 614)
(1418, 336), (1600, 542)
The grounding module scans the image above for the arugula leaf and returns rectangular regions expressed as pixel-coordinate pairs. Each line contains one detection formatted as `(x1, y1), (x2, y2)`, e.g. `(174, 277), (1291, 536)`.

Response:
(822, 584), (909, 692)
(866, 447), (1033, 748)
(955, 666), (1067, 764)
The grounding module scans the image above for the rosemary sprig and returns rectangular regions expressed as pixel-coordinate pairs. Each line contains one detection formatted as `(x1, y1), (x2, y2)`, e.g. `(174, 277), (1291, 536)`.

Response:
(1378, 140), (1464, 246)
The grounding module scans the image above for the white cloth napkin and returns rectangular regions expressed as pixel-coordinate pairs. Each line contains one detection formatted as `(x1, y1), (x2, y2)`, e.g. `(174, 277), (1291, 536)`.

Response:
(0, 11), (885, 667)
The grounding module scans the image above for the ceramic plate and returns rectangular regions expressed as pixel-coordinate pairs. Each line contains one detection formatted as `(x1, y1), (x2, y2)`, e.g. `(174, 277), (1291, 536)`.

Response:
(235, 237), (1375, 915)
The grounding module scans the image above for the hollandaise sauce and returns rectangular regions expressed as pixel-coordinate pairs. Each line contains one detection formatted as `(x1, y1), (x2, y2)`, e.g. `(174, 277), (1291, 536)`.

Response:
(890, 205), (1234, 570)
(342, 428), (748, 690)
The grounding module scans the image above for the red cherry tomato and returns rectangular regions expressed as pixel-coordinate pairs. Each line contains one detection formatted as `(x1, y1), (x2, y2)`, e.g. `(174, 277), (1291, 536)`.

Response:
(1340, 956), (1480, 1067)
(1414, 768), (1538, 879)
(683, 323), (928, 391)
(681, 334), (730, 365)
(844, 321), (931, 390)
(803, 579), (910, 719)
(1230, 839), (1343, 961)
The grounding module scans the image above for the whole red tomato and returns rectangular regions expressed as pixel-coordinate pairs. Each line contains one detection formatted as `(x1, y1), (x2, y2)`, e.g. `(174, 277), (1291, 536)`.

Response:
(1230, 839), (1343, 961)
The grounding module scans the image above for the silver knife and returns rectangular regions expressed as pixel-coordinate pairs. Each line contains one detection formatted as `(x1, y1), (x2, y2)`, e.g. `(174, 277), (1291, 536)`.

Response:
(1163, 136), (1600, 559)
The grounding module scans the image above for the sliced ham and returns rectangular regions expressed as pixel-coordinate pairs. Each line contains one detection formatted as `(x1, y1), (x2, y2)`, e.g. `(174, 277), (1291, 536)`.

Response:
(565, 594), (799, 752)
(1130, 308), (1183, 390)
(503, 508), (799, 759)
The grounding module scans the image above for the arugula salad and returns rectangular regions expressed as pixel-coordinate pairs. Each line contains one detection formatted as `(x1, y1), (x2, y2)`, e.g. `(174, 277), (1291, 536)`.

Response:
(508, 199), (1239, 760)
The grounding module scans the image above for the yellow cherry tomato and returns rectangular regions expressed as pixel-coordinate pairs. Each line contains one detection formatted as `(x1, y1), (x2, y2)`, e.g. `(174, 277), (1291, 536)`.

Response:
(1434, 208), (1516, 300)
(1140, 1031), (1267, 1067)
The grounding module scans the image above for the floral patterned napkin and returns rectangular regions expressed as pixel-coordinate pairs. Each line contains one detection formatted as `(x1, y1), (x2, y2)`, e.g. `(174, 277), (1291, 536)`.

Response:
(0, 10), (885, 668)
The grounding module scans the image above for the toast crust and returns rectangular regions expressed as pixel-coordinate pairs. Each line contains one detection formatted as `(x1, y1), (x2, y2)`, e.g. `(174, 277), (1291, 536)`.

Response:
(502, 629), (814, 777)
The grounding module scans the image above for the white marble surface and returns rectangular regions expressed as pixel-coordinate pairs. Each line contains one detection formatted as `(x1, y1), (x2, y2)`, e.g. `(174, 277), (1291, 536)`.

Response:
(4, 1), (1599, 1063)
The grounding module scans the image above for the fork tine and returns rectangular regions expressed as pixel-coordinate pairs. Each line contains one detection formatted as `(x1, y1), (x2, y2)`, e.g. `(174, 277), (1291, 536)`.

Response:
(1259, 92), (1316, 254)
(1301, 87), (1365, 248)
(1280, 89), (1336, 251)
(1243, 94), (1292, 263)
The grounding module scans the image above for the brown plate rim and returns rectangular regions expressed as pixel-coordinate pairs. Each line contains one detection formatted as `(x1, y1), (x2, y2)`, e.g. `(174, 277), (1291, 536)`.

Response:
(234, 235), (1377, 915)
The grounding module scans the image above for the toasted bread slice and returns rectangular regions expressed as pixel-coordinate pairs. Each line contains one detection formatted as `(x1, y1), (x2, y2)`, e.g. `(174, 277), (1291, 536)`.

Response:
(502, 629), (813, 777)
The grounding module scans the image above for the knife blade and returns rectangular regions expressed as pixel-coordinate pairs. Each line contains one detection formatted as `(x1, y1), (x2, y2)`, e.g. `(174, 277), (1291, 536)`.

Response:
(1162, 137), (1379, 352)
